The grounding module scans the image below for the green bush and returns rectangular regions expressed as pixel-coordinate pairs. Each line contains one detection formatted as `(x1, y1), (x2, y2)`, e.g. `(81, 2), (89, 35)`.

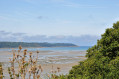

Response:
(67, 21), (119, 79)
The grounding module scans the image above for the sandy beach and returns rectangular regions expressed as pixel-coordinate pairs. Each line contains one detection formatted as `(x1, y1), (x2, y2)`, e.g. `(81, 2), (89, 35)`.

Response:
(0, 50), (87, 78)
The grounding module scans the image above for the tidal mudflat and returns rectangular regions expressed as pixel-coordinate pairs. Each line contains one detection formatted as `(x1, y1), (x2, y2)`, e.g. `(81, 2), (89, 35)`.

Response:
(0, 50), (87, 78)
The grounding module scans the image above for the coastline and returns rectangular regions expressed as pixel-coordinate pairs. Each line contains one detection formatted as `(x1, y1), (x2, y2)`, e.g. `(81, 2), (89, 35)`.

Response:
(0, 46), (79, 49)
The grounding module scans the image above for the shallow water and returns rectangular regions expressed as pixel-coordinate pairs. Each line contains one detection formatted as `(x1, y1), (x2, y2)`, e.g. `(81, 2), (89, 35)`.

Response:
(0, 46), (91, 51)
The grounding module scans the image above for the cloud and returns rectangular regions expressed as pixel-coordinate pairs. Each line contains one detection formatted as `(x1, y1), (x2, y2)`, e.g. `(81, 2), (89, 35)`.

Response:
(0, 31), (26, 42)
(63, 3), (106, 8)
(22, 0), (107, 9)
(37, 16), (43, 19)
(0, 30), (100, 46)
(12, 33), (26, 36)
(0, 31), (11, 35)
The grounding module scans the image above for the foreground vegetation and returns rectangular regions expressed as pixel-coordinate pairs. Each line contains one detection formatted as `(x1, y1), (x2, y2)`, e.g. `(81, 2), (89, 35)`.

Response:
(67, 21), (119, 79)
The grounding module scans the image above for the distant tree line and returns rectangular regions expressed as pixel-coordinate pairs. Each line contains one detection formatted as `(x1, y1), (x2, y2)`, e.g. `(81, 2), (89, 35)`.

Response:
(0, 42), (77, 48)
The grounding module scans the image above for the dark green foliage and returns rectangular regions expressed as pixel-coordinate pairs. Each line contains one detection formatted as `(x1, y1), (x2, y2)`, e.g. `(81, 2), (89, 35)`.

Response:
(68, 21), (119, 79)
(0, 42), (77, 48)
(51, 75), (69, 79)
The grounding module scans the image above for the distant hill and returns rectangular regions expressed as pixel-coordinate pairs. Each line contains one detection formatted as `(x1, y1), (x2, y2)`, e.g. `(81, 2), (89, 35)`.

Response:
(0, 42), (78, 48)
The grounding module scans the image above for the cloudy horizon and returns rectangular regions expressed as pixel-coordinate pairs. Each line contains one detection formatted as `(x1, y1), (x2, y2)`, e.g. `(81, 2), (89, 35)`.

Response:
(0, 30), (100, 46)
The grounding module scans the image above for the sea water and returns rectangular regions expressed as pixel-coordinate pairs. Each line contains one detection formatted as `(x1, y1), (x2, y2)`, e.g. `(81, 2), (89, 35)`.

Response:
(0, 46), (92, 51)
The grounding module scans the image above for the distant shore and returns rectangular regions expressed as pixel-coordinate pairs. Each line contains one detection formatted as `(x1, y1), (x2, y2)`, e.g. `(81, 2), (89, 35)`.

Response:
(0, 42), (78, 49)
(0, 46), (79, 49)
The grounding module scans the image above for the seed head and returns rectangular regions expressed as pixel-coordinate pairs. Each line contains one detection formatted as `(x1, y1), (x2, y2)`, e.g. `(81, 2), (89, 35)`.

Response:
(19, 45), (22, 50)
(37, 75), (40, 78)
(38, 65), (41, 69)
(36, 51), (39, 53)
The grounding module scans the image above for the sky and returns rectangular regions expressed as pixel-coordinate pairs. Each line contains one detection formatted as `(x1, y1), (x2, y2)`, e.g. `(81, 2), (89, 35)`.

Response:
(0, 0), (119, 46)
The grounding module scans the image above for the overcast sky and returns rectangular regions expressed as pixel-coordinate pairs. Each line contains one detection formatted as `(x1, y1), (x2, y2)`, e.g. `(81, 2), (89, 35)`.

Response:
(0, 0), (119, 45)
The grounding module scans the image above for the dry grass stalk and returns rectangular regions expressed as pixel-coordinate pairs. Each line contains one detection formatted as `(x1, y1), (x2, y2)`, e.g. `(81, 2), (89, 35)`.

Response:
(0, 63), (4, 79)
(8, 46), (43, 79)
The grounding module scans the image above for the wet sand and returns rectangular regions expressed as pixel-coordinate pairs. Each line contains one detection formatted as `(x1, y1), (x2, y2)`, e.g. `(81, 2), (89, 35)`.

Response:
(0, 50), (87, 78)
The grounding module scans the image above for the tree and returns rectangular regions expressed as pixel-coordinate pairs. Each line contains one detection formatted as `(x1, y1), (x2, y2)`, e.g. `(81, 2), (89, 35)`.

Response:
(68, 21), (119, 79)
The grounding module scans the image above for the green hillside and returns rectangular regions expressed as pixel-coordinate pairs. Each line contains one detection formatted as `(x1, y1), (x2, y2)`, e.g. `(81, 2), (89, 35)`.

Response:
(0, 42), (77, 48)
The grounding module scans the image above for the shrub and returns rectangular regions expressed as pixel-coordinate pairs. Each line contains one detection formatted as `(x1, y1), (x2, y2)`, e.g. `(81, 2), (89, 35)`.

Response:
(68, 21), (119, 79)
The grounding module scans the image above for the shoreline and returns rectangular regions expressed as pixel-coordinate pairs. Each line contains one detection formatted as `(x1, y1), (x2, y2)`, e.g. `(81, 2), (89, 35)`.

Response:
(0, 46), (79, 49)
